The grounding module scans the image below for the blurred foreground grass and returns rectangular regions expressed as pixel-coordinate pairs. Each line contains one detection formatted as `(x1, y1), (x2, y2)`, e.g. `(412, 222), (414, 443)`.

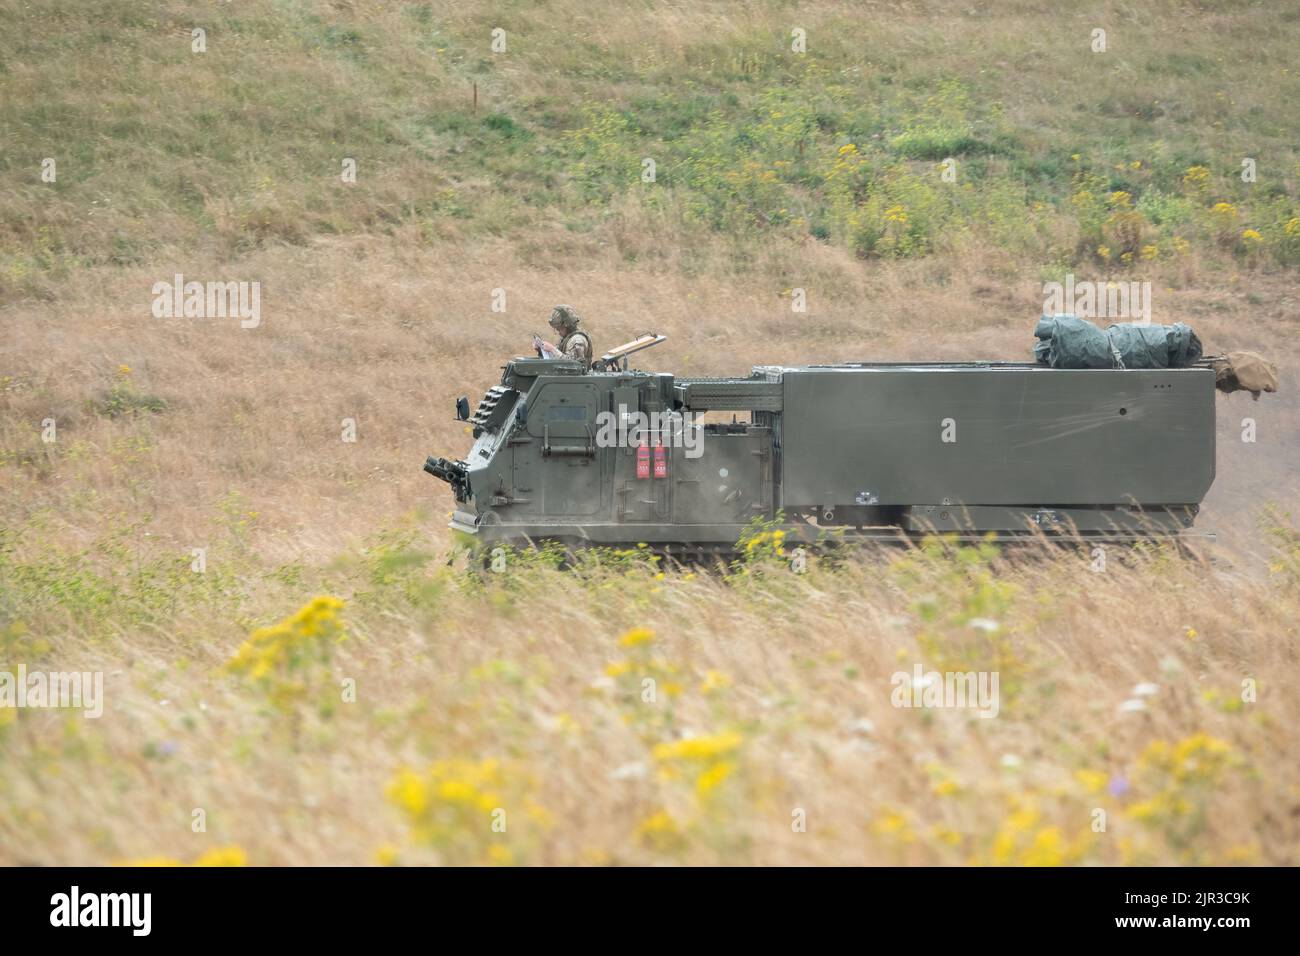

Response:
(1, 515), (1296, 865)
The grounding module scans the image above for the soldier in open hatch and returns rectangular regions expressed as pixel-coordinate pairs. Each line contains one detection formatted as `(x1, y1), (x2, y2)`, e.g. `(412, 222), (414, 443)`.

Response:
(536, 304), (592, 366)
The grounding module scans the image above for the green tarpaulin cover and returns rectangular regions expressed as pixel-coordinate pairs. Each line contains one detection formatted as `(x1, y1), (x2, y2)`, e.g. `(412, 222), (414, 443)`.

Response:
(1033, 315), (1203, 369)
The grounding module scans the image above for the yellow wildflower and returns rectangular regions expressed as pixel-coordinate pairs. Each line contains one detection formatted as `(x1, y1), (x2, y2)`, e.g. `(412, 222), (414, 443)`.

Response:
(386, 770), (429, 817)
(653, 731), (743, 763)
(1074, 769), (1108, 794)
(119, 845), (247, 867)
(695, 761), (735, 796)
(931, 825), (963, 846)
(1020, 827), (1066, 866)
(932, 778), (961, 797)
(636, 809), (684, 850)
(871, 809), (916, 843)
(194, 846), (247, 867)
(1182, 165), (1211, 190)
(700, 670), (732, 694)
(619, 627), (655, 648)
(121, 856), (182, 867)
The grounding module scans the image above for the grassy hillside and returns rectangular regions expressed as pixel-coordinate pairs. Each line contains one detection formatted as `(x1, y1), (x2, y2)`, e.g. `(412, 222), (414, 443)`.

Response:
(1, 0), (1297, 865)
(4, 0), (1300, 295)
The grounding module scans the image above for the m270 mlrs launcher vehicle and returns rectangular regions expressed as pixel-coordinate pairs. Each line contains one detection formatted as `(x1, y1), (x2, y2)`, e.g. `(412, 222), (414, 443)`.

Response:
(424, 320), (1277, 557)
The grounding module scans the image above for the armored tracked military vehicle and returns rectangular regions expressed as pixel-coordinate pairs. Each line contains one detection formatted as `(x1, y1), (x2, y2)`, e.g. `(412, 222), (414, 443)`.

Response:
(424, 327), (1269, 556)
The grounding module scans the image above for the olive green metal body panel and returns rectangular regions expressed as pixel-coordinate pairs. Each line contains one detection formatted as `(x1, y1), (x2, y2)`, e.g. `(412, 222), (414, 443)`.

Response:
(779, 365), (1215, 508)
(428, 358), (1218, 549)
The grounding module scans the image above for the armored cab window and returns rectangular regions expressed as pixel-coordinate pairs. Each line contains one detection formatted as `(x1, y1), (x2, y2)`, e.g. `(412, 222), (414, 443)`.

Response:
(547, 406), (589, 422)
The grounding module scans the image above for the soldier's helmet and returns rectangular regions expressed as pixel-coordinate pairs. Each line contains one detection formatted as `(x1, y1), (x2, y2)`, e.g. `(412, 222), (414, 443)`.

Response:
(548, 304), (581, 333)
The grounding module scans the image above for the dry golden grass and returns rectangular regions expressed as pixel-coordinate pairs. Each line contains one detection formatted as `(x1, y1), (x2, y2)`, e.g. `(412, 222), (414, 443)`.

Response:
(3, 229), (1295, 554)
(1, 235), (1298, 865)
(0, 521), (1298, 865)
(1, 0), (1298, 867)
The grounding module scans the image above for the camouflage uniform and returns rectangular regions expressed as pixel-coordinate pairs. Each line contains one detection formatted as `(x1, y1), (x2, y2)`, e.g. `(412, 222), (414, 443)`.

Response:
(549, 305), (593, 365)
